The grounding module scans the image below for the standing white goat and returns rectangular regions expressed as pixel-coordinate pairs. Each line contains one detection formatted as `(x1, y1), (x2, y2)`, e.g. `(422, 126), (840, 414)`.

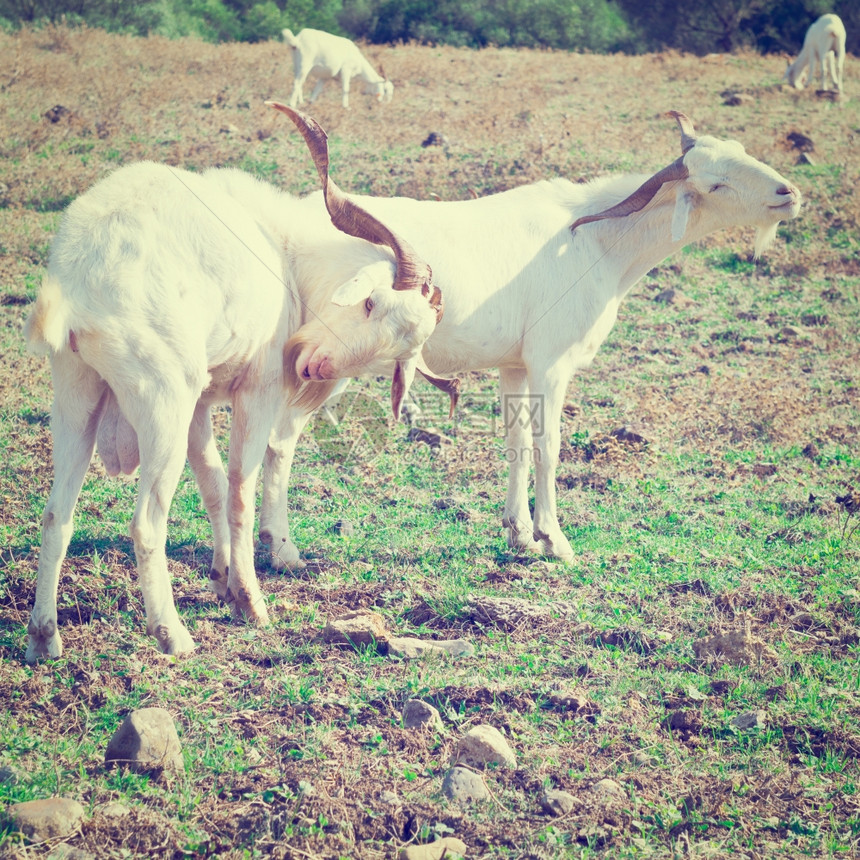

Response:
(262, 104), (801, 566)
(784, 13), (846, 92)
(23, 107), (450, 662)
(282, 28), (393, 109)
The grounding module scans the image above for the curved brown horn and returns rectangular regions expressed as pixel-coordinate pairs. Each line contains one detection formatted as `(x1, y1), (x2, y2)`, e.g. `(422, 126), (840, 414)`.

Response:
(570, 157), (689, 233)
(668, 110), (697, 154)
(266, 101), (437, 312)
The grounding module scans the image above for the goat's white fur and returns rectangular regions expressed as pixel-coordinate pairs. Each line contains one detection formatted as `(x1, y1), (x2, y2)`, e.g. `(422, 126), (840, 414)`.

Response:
(260, 114), (802, 565)
(282, 28), (393, 109)
(785, 14), (846, 92)
(24, 161), (438, 662)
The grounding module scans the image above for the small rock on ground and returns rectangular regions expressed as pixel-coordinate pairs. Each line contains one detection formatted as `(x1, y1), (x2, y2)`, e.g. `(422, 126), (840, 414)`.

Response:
(322, 610), (389, 648)
(104, 707), (184, 776)
(591, 778), (625, 799)
(387, 636), (474, 659)
(731, 710), (768, 729)
(452, 724), (516, 769)
(403, 699), (444, 730)
(540, 789), (578, 816)
(8, 797), (85, 842)
(442, 767), (489, 804)
(400, 836), (468, 859)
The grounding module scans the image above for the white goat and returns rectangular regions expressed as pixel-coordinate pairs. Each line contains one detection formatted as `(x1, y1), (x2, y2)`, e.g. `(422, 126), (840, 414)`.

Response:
(262, 104), (801, 566)
(282, 28), (393, 109)
(785, 13), (846, 92)
(23, 108), (449, 662)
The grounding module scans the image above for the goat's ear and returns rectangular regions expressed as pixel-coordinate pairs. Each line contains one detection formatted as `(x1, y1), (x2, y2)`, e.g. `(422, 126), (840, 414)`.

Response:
(330, 260), (394, 307)
(671, 190), (696, 241)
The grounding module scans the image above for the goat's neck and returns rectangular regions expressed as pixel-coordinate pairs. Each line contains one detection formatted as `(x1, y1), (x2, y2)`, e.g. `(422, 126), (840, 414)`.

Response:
(588, 192), (705, 296)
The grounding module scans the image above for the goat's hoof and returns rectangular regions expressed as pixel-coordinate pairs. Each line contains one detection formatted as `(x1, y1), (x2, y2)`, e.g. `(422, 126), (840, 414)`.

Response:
(230, 591), (270, 626)
(534, 531), (575, 563)
(151, 622), (196, 656)
(25, 629), (63, 663)
(260, 532), (303, 570)
(25, 618), (62, 663)
(208, 566), (230, 600)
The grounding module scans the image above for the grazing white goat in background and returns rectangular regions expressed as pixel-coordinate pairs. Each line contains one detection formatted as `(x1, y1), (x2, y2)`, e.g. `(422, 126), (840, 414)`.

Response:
(263, 104), (801, 566)
(23, 107), (450, 662)
(282, 27), (393, 109)
(784, 13), (846, 92)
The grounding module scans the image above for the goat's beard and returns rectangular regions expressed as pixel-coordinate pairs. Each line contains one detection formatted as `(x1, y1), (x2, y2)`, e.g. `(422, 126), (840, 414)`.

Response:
(753, 223), (779, 260)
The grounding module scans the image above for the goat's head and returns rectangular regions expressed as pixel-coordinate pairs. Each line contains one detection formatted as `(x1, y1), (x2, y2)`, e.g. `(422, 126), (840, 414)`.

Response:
(367, 66), (394, 102)
(571, 111), (801, 258)
(783, 61), (807, 89)
(267, 101), (456, 418)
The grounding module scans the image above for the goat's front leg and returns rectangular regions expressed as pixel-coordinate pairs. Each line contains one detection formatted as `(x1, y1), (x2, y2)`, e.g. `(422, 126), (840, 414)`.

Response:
(186, 403), (230, 593)
(260, 380), (350, 569)
(529, 368), (574, 562)
(259, 404), (315, 569)
(340, 74), (351, 108)
(499, 366), (540, 555)
(26, 358), (105, 662)
(130, 396), (197, 656)
(223, 391), (277, 624)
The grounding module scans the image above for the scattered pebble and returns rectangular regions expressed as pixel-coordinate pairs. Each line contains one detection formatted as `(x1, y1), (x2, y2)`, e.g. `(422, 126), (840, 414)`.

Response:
(731, 710), (768, 730)
(452, 724), (516, 769)
(403, 699), (444, 731)
(540, 788), (578, 816)
(387, 636), (474, 659)
(400, 836), (468, 859)
(104, 708), (184, 776)
(322, 610), (388, 648)
(8, 797), (85, 842)
(442, 767), (488, 804)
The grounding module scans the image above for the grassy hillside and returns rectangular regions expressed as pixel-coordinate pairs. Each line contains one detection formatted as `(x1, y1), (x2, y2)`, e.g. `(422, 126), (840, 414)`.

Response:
(1, 24), (859, 859)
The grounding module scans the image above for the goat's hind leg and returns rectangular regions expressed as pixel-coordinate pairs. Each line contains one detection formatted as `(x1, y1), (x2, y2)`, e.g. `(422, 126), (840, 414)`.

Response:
(26, 355), (106, 662)
(125, 391), (198, 655)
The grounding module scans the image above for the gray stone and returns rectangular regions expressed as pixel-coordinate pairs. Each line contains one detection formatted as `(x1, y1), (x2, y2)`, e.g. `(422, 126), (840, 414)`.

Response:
(330, 519), (355, 536)
(442, 767), (489, 804)
(8, 797), (85, 842)
(452, 724), (516, 769)
(387, 636), (474, 659)
(322, 610), (388, 648)
(591, 778), (625, 799)
(0, 764), (19, 785)
(401, 836), (468, 859)
(540, 789), (577, 816)
(96, 802), (130, 819)
(105, 707), (184, 776)
(403, 699), (444, 730)
(731, 710), (768, 730)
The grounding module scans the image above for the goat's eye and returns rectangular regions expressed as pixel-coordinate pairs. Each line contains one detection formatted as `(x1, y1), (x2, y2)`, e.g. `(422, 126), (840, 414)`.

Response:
(365, 297), (374, 315)
(710, 183), (725, 193)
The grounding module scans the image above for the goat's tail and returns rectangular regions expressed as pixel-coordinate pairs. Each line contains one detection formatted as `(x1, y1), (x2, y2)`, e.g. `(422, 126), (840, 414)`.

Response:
(281, 28), (299, 48)
(24, 276), (72, 356)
